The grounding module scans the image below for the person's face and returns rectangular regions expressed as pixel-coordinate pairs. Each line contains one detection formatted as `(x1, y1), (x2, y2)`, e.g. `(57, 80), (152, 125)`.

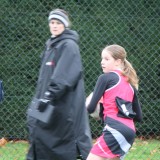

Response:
(49, 19), (65, 36)
(101, 50), (120, 73)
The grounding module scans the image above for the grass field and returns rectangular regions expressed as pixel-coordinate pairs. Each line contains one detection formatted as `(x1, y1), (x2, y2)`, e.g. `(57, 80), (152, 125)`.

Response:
(0, 138), (159, 160)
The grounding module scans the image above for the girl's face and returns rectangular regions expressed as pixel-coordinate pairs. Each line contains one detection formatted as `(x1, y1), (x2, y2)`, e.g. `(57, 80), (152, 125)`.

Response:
(101, 50), (121, 73)
(49, 19), (65, 36)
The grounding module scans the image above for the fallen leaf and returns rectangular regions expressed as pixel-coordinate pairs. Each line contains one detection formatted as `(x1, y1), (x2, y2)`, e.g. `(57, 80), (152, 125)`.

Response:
(0, 137), (7, 147)
(150, 149), (157, 155)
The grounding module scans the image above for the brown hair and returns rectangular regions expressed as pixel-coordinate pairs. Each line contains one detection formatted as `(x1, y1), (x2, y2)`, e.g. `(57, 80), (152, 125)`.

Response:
(103, 44), (139, 89)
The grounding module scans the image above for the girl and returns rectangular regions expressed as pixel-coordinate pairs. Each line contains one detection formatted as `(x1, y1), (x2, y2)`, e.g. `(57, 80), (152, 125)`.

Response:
(86, 44), (142, 160)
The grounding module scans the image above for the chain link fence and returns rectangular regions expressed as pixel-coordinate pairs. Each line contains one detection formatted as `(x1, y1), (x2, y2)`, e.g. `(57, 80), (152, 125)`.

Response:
(0, 0), (160, 159)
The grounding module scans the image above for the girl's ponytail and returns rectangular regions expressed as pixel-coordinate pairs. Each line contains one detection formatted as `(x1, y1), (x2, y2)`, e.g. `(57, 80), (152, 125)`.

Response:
(123, 59), (139, 90)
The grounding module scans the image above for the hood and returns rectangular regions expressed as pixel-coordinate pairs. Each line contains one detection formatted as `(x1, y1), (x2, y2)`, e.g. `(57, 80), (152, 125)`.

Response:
(48, 29), (79, 46)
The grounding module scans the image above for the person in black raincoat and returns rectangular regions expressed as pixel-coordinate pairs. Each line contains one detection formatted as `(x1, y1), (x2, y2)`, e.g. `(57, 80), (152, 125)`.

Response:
(26, 9), (92, 160)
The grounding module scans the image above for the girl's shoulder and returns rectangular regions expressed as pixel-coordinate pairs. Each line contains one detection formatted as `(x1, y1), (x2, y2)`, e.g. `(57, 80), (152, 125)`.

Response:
(98, 71), (120, 83)
(103, 71), (120, 78)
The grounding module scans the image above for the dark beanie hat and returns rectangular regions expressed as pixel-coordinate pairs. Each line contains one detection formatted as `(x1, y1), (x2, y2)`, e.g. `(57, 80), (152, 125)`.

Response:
(48, 9), (70, 28)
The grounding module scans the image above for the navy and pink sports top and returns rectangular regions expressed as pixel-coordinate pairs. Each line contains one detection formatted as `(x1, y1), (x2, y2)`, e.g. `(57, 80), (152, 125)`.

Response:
(87, 70), (142, 130)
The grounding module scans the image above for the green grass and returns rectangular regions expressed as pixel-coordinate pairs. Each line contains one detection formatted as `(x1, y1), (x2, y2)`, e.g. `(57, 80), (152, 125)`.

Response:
(0, 141), (28, 160)
(0, 138), (159, 160)
(126, 138), (160, 160)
